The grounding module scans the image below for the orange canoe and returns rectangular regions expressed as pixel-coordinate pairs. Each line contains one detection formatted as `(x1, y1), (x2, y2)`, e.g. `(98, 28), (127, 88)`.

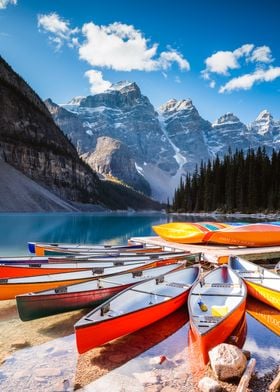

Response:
(207, 223), (280, 247)
(0, 253), (191, 279)
(75, 265), (200, 354)
(0, 260), (168, 300)
(188, 265), (247, 364)
(152, 222), (231, 244)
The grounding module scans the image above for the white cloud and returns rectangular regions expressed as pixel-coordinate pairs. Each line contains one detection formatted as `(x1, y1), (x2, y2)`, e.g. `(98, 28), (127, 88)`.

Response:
(202, 44), (254, 77)
(159, 50), (190, 71)
(85, 70), (111, 94)
(209, 80), (216, 88)
(0, 0), (16, 9)
(79, 21), (189, 72)
(250, 45), (273, 63)
(37, 13), (78, 50)
(219, 66), (280, 93)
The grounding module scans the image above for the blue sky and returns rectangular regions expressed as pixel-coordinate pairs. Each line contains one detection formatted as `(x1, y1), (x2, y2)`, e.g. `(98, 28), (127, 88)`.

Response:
(0, 0), (279, 123)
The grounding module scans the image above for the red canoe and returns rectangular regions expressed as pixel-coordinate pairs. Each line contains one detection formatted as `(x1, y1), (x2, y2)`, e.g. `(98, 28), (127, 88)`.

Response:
(75, 265), (200, 354)
(188, 265), (247, 364)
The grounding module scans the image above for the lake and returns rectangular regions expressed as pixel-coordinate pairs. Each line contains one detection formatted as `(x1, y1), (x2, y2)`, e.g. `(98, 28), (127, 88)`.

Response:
(0, 212), (279, 391)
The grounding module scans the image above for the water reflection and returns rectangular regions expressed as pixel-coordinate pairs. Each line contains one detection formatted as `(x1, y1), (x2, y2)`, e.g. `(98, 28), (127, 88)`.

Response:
(246, 297), (280, 336)
(0, 213), (168, 256)
(0, 212), (267, 256)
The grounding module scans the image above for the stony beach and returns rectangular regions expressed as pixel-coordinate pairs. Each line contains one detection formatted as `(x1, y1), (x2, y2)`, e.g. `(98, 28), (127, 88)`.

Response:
(0, 300), (279, 392)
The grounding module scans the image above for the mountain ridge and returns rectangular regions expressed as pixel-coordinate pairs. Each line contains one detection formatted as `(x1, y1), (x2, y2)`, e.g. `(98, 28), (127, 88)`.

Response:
(46, 81), (280, 202)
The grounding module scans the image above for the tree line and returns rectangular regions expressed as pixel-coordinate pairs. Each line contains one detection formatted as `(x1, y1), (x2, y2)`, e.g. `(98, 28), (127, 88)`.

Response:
(170, 147), (280, 213)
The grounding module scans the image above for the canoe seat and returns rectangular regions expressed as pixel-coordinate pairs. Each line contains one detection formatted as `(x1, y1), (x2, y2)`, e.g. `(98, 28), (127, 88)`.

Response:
(206, 283), (241, 288)
(211, 305), (229, 317)
(166, 282), (189, 288)
(193, 315), (219, 322)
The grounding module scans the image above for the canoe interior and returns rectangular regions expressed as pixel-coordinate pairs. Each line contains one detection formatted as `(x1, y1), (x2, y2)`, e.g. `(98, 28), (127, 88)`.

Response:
(189, 266), (246, 334)
(19, 263), (181, 296)
(77, 266), (200, 326)
(0, 262), (151, 284)
(230, 256), (280, 291)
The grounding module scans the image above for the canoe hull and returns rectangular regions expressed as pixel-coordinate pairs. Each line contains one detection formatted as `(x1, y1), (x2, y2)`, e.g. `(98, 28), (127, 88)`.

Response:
(190, 300), (246, 364)
(246, 281), (280, 311)
(208, 224), (280, 247)
(152, 222), (230, 244)
(16, 283), (133, 321)
(0, 278), (94, 300)
(75, 291), (189, 354)
(0, 265), (90, 278)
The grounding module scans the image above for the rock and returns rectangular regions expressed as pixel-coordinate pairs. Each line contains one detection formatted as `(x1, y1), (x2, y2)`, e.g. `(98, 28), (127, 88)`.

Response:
(11, 339), (30, 349)
(209, 343), (247, 381)
(198, 376), (222, 392)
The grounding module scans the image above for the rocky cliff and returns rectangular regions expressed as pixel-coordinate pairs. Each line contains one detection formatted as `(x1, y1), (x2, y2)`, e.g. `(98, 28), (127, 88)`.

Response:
(82, 136), (151, 195)
(0, 56), (101, 203)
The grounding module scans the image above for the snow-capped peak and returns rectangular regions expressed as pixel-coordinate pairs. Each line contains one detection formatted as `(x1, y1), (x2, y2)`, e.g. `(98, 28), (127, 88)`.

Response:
(255, 109), (273, 122)
(108, 81), (137, 92)
(67, 96), (85, 106)
(213, 113), (241, 126)
(159, 98), (193, 113)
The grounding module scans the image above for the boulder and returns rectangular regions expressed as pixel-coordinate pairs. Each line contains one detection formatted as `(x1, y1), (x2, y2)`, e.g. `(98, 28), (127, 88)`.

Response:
(209, 343), (247, 381)
(198, 376), (222, 392)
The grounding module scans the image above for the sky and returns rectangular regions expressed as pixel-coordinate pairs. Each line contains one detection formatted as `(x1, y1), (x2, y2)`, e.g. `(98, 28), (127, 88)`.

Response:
(0, 0), (279, 123)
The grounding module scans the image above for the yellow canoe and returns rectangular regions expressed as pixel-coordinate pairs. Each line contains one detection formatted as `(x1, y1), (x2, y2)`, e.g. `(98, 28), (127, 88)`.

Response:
(229, 256), (280, 311)
(152, 222), (231, 244)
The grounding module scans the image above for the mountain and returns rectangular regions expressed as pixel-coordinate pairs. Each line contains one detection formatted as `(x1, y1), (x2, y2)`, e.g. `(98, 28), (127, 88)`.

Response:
(206, 113), (249, 157)
(159, 99), (211, 171)
(249, 110), (280, 152)
(81, 136), (151, 195)
(0, 56), (161, 211)
(46, 81), (280, 202)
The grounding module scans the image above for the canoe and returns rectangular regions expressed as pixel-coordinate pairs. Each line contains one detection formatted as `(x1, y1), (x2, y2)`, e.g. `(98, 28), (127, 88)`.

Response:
(0, 256), (50, 265)
(46, 251), (189, 263)
(45, 249), (187, 261)
(0, 249), (186, 265)
(246, 297), (280, 336)
(28, 241), (146, 254)
(229, 256), (280, 311)
(74, 265), (200, 354)
(0, 260), (165, 300)
(30, 242), (159, 256)
(16, 263), (181, 321)
(208, 223), (280, 247)
(188, 265), (246, 364)
(0, 253), (191, 279)
(152, 222), (231, 244)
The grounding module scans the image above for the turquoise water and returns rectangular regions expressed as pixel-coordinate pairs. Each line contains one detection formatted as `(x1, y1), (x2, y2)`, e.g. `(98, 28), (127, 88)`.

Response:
(0, 212), (169, 256)
(0, 212), (264, 256)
